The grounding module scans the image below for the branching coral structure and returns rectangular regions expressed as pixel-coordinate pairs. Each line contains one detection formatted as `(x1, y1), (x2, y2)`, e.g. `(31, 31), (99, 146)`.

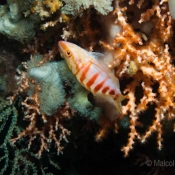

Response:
(100, 0), (175, 156)
(0, 97), (62, 174)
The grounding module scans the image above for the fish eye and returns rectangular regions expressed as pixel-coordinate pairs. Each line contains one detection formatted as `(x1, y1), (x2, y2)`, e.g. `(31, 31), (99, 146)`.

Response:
(66, 50), (72, 57)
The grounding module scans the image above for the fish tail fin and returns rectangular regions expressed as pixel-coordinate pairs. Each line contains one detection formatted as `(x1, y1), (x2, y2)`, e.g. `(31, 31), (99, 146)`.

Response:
(114, 94), (125, 114)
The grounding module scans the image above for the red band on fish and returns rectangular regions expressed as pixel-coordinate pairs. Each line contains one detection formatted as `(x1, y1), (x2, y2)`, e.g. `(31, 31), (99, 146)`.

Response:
(80, 63), (91, 83)
(94, 79), (106, 92)
(102, 86), (110, 94)
(109, 89), (115, 95)
(114, 94), (119, 100)
(86, 73), (99, 89)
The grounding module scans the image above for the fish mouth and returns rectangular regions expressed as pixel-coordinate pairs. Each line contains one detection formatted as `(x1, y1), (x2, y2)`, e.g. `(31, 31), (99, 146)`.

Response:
(58, 41), (66, 58)
(58, 41), (68, 51)
(58, 41), (65, 51)
(58, 41), (70, 57)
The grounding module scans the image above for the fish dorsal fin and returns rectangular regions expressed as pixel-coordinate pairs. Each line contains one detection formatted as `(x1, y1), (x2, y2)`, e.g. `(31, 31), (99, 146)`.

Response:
(90, 52), (120, 89)
(91, 52), (107, 67)
(90, 52), (110, 72)
(91, 52), (105, 60)
(91, 51), (113, 66)
(90, 51), (120, 90)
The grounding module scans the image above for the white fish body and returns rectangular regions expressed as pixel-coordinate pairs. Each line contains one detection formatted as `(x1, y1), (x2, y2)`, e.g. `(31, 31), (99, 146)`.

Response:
(58, 41), (125, 117)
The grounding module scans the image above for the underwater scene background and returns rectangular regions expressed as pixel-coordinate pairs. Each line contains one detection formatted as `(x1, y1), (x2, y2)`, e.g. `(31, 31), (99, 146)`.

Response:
(0, 0), (175, 174)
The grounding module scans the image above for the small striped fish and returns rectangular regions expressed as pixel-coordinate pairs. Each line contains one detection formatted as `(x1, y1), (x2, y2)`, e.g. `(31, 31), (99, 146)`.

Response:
(58, 41), (125, 115)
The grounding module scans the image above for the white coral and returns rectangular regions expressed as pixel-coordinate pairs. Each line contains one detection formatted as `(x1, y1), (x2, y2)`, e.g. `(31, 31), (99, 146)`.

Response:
(28, 59), (66, 116)
(62, 0), (113, 15)
(168, 0), (175, 19)
(92, 0), (113, 15)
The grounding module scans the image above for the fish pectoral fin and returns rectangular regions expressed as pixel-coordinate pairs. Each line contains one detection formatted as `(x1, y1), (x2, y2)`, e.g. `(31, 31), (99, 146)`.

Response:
(93, 93), (109, 105)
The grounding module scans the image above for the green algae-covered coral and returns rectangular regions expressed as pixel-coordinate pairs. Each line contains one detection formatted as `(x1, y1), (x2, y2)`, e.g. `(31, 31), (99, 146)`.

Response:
(0, 0), (36, 41)
(0, 0), (113, 41)
(24, 54), (102, 118)
(58, 61), (102, 120)
(9, 54), (102, 161)
(27, 55), (66, 116)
